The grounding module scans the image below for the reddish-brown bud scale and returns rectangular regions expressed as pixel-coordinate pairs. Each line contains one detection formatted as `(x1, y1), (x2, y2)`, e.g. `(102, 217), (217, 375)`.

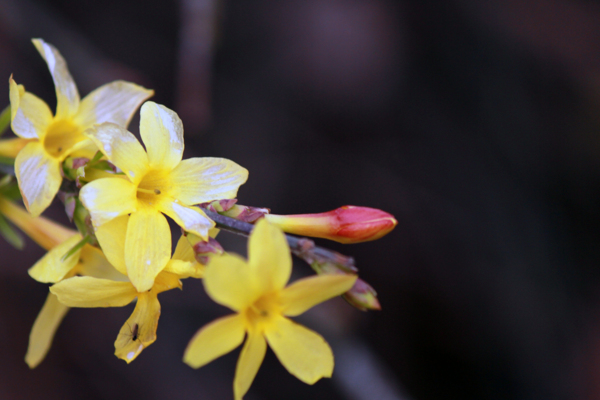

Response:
(265, 206), (397, 244)
(193, 237), (224, 264)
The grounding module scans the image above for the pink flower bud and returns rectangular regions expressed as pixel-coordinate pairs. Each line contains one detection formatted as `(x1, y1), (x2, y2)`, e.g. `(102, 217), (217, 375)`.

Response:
(265, 206), (397, 244)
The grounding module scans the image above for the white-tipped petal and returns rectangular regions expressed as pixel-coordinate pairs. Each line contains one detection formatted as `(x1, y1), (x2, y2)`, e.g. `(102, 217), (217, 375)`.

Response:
(9, 78), (52, 140)
(32, 39), (80, 118)
(75, 81), (153, 129)
(14, 142), (62, 216)
(139, 101), (184, 171)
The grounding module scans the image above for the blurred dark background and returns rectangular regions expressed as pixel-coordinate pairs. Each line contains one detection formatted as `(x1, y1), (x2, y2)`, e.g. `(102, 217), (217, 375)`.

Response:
(1, 0), (600, 399)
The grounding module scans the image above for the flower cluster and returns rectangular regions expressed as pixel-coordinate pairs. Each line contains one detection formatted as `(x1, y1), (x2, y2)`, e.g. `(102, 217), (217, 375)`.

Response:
(0, 39), (396, 399)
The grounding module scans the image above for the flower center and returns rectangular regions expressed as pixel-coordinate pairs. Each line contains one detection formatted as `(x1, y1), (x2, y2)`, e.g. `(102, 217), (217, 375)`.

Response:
(136, 170), (170, 205)
(244, 292), (282, 331)
(43, 119), (84, 159)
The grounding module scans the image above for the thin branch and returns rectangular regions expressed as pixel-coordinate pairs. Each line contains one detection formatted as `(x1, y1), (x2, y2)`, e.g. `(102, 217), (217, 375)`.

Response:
(201, 208), (357, 273)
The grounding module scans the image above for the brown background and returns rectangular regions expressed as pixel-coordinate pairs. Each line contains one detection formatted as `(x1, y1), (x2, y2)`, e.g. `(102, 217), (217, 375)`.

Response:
(1, 0), (600, 399)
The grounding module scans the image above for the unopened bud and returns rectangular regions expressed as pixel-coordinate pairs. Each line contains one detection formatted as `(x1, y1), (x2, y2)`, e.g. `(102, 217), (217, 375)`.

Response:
(0, 137), (32, 158)
(198, 199), (238, 213)
(198, 199), (269, 223)
(0, 197), (74, 250)
(187, 233), (224, 264)
(309, 259), (380, 311)
(222, 205), (269, 223)
(62, 157), (89, 182)
(265, 206), (397, 244)
(342, 278), (381, 311)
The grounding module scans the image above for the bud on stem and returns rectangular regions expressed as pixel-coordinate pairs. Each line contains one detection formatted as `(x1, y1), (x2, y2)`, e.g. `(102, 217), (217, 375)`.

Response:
(198, 199), (269, 223)
(265, 206), (397, 244)
(185, 233), (224, 264)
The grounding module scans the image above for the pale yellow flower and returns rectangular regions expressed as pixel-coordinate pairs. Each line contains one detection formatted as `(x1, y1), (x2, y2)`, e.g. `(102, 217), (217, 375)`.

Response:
(0, 197), (123, 367)
(183, 220), (356, 400)
(49, 214), (199, 363)
(9, 38), (153, 216)
(79, 101), (248, 291)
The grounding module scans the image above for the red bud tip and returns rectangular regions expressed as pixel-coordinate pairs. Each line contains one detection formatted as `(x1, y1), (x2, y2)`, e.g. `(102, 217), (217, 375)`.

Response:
(265, 206), (397, 244)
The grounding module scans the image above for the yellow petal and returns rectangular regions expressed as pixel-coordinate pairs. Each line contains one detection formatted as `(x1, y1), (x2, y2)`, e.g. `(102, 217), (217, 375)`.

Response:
(28, 234), (82, 283)
(9, 78), (52, 140)
(170, 157), (248, 205)
(139, 101), (184, 171)
(204, 253), (262, 312)
(159, 201), (214, 240)
(163, 259), (203, 279)
(0, 137), (34, 158)
(183, 314), (246, 369)
(85, 122), (149, 184)
(94, 214), (128, 275)
(280, 274), (357, 317)
(248, 219), (291, 293)
(77, 245), (128, 282)
(25, 293), (69, 368)
(50, 276), (137, 307)
(234, 331), (267, 400)
(15, 141), (62, 216)
(165, 235), (204, 278)
(172, 234), (197, 263)
(32, 38), (80, 118)
(125, 209), (171, 292)
(74, 81), (153, 129)
(152, 271), (182, 293)
(265, 316), (334, 384)
(114, 292), (160, 363)
(0, 197), (74, 250)
(67, 137), (100, 159)
(79, 177), (137, 227)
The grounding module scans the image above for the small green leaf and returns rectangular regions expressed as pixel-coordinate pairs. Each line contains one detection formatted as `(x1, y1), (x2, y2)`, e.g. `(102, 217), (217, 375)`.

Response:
(0, 212), (24, 249)
(0, 106), (10, 138)
(61, 235), (90, 262)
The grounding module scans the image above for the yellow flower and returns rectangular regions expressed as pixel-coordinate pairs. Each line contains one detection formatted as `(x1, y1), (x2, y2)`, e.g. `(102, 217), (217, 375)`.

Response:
(50, 271), (181, 363)
(49, 214), (197, 363)
(0, 197), (124, 367)
(9, 38), (153, 217)
(183, 220), (357, 400)
(79, 101), (248, 291)
(26, 232), (126, 368)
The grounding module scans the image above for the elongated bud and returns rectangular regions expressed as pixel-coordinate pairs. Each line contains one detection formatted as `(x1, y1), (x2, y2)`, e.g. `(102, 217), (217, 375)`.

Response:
(0, 197), (75, 250)
(0, 137), (32, 158)
(265, 206), (397, 244)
